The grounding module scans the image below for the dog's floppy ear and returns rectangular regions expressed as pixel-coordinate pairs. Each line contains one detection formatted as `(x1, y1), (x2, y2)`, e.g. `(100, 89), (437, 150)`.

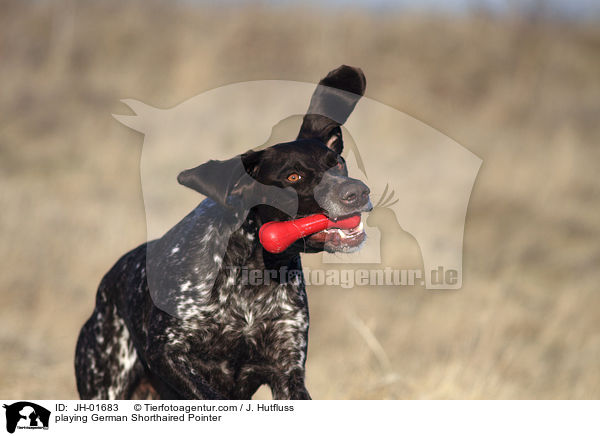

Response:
(177, 150), (262, 210)
(297, 65), (366, 154)
(177, 150), (298, 217)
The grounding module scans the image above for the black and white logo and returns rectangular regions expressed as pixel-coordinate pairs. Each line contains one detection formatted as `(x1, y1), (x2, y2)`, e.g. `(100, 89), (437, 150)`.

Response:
(3, 402), (50, 434)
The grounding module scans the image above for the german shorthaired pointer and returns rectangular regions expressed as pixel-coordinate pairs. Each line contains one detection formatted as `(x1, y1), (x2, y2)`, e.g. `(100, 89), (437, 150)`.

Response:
(75, 65), (371, 399)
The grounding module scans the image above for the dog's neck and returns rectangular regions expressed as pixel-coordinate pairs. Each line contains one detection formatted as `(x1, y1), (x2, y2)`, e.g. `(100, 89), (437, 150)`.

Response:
(221, 209), (302, 283)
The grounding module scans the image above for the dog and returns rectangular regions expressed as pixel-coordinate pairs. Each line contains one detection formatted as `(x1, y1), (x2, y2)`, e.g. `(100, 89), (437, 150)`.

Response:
(75, 65), (371, 400)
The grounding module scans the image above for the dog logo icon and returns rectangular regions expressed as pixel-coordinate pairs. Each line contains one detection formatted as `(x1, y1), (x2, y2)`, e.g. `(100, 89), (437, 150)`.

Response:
(2, 402), (50, 433)
(114, 77), (481, 306)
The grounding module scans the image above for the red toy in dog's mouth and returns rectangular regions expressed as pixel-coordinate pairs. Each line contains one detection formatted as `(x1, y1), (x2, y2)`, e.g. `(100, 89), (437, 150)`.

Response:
(259, 214), (365, 253)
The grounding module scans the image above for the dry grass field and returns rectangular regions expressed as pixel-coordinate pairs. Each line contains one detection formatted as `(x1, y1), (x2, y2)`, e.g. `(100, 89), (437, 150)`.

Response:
(1, 0), (599, 399)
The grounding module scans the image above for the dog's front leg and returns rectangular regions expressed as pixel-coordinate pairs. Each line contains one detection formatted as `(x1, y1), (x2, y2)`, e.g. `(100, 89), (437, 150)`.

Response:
(145, 319), (225, 400)
(145, 349), (225, 399)
(270, 368), (311, 400)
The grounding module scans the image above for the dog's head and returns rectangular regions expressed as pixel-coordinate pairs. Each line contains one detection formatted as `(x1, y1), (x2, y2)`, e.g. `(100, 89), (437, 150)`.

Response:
(178, 65), (371, 253)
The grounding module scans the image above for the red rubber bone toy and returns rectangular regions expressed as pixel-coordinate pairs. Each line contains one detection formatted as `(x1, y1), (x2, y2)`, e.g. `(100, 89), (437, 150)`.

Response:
(259, 214), (361, 254)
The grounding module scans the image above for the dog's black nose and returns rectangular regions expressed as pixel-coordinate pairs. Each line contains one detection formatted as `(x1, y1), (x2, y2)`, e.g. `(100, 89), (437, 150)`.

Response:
(339, 181), (370, 207)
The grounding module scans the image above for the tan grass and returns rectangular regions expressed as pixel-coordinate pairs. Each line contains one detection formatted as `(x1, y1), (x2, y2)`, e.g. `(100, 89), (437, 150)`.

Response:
(1, 0), (599, 399)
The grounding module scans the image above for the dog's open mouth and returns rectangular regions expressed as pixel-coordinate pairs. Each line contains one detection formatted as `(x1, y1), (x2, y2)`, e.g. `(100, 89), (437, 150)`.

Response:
(259, 213), (366, 253)
(307, 215), (366, 250)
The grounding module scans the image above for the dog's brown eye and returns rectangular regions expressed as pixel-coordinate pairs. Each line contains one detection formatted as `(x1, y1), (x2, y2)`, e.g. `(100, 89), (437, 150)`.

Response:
(287, 173), (302, 183)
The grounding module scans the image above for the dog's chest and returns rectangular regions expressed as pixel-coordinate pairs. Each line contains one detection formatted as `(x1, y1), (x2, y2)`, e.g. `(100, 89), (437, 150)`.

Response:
(161, 217), (309, 370)
(218, 272), (308, 345)
(177, 266), (308, 356)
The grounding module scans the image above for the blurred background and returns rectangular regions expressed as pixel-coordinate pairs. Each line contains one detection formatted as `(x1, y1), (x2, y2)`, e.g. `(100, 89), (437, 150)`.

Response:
(1, 0), (599, 399)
